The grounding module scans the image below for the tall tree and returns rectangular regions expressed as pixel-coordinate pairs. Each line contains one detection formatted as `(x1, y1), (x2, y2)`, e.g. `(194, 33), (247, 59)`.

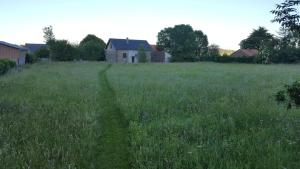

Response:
(79, 34), (106, 61)
(194, 30), (209, 57)
(207, 44), (220, 57)
(156, 27), (172, 52)
(271, 0), (300, 32)
(43, 26), (55, 44)
(157, 24), (207, 62)
(49, 40), (77, 61)
(240, 27), (274, 49)
(170, 24), (197, 61)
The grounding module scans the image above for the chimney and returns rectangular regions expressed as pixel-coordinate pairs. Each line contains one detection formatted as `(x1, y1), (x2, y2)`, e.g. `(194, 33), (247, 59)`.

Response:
(126, 37), (129, 44)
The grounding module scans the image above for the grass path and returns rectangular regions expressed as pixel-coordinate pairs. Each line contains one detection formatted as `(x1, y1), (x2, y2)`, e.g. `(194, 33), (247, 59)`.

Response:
(97, 64), (130, 169)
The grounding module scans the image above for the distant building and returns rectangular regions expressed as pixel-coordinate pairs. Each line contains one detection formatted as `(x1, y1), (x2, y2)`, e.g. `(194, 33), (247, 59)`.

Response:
(105, 38), (152, 63)
(150, 45), (171, 63)
(25, 43), (46, 54)
(231, 49), (258, 57)
(0, 41), (27, 65)
(25, 43), (49, 60)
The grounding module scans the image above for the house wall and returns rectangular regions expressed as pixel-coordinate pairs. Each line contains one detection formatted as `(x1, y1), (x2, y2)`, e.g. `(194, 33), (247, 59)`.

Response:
(165, 52), (171, 63)
(0, 44), (23, 64)
(106, 48), (151, 63)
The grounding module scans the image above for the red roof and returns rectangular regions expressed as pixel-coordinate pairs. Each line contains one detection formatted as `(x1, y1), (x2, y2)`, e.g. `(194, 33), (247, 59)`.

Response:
(231, 49), (258, 57)
(151, 45), (160, 52)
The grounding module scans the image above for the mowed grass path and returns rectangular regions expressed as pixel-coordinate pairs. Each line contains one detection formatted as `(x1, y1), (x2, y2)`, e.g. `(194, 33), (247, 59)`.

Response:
(98, 64), (130, 169)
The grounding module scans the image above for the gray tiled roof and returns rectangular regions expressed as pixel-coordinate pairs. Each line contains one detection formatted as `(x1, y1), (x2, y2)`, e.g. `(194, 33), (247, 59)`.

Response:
(0, 41), (27, 51)
(107, 38), (152, 51)
(25, 43), (46, 53)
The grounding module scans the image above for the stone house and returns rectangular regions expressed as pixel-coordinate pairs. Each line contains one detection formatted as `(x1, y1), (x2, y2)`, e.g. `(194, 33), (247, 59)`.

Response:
(0, 41), (27, 65)
(105, 38), (152, 63)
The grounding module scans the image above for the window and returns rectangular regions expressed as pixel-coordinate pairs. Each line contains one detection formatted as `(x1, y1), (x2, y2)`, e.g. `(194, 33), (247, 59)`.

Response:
(123, 53), (127, 59)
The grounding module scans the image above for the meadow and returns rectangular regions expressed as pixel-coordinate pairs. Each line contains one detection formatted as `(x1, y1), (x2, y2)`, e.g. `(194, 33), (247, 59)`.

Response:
(0, 62), (299, 169)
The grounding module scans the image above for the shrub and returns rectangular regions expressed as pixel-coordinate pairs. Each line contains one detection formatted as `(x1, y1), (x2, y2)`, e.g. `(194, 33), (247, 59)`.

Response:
(49, 40), (78, 61)
(26, 53), (37, 64)
(34, 47), (50, 59)
(215, 56), (255, 63)
(1, 59), (16, 68)
(79, 41), (105, 61)
(0, 61), (7, 75)
(276, 81), (300, 109)
(79, 34), (106, 61)
(274, 47), (300, 63)
(138, 45), (148, 63)
(0, 59), (16, 75)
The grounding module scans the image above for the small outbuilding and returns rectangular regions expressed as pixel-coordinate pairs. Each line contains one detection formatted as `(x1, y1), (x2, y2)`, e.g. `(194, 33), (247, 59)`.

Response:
(150, 45), (171, 63)
(0, 41), (27, 65)
(231, 49), (258, 57)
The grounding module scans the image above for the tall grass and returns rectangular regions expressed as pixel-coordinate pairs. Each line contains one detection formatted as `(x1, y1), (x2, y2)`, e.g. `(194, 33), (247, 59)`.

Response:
(1, 62), (299, 169)
(107, 63), (300, 169)
(0, 62), (105, 169)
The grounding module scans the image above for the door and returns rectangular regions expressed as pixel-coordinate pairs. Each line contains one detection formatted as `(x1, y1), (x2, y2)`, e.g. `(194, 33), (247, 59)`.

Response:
(132, 56), (135, 63)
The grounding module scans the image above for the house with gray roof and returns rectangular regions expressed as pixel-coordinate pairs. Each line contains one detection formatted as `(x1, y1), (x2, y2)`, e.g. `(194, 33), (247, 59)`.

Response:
(105, 38), (152, 63)
(0, 41), (27, 65)
(25, 43), (46, 54)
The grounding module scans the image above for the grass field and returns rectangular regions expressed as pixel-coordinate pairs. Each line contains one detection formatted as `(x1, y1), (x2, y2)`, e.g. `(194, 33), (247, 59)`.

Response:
(0, 62), (300, 169)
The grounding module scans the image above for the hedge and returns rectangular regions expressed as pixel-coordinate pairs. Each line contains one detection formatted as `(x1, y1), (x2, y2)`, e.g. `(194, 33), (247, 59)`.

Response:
(0, 59), (16, 75)
(199, 56), (255, 63)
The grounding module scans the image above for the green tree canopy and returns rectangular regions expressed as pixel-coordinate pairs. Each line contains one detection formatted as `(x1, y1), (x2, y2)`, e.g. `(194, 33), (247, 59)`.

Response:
(272, 0), (300, 32)
(157, 24), (208, 62)
(195, 30), (209, 57)
(240, 27), (274, 49)
(79, 34), (106, 61)
(49, 40), (77, 61)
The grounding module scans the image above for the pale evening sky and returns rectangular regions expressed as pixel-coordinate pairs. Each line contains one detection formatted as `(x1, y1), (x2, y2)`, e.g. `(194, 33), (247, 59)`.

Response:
(0, 0), (281, 50)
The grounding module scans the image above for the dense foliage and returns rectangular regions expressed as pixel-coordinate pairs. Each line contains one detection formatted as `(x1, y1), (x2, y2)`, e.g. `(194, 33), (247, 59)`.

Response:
(199, 56), (255, 63)
(49, 40), (78, 61)
(43, 26), (106, 61)
(256, 31), (300, 64)
(240, 27), (274, 49)
(272, 0), (300, 32)
(157, 24), (208, 62)
(25, 53), (38, 64)
(79, 34), (106, 61)
(0, 59), (16, 75)
(276, 81), (300, 109)
(34, 47), (50, 59)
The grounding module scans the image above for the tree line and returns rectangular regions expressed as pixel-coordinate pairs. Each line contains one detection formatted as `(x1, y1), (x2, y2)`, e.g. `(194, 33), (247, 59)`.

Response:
(157, 0), (300, 64)
(33, 0), (300, 64)
(31, 26), (106, 62)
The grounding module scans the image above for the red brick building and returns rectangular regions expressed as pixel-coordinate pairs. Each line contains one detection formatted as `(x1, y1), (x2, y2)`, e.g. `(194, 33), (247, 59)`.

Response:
(0, 41), (27, 65)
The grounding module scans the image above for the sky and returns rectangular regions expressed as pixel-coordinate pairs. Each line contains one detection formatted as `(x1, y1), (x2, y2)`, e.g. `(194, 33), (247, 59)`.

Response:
(0, 0), (281, 50)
